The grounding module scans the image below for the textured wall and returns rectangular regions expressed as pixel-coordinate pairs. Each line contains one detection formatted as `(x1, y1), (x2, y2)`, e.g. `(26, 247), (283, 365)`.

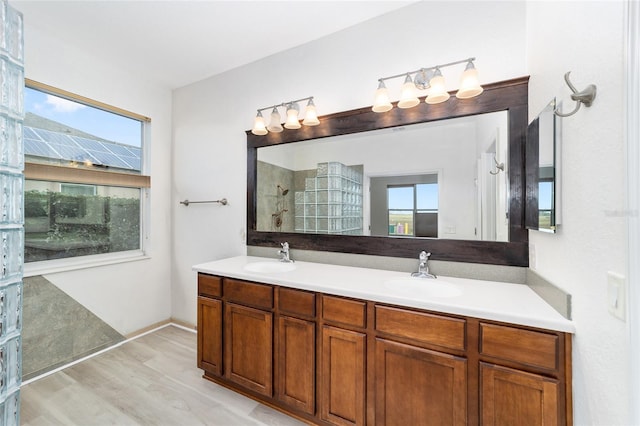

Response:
(526, 1), (630, 424)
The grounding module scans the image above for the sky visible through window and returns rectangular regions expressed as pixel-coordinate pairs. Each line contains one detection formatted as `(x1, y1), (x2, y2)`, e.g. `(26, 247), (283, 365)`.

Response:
(24, 87), (142, 147)
(539, 182), (553, 210)
(388, 184), (438, 210)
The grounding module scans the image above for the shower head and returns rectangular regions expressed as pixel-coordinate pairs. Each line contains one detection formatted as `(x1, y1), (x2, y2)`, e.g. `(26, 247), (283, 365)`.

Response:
(278, 185), (289, 196)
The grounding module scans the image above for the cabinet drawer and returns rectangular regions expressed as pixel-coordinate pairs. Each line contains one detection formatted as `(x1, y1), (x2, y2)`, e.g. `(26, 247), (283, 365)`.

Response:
(278, 287), (316, 318)
(375, 305), (466, 351)
(322, 295), (366, 329)
(480, 323), (558, 371)
(224, 279), (273, 310)
(198, 274), (222, 298)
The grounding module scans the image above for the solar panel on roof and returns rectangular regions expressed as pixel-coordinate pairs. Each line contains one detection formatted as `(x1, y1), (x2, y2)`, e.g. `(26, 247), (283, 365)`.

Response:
(70, 136), (109, 152)
(88, 151), (133, 169)
(104, 144), (135, 157)
(25, 138), (62, 159)
(24, 125), (142, 172)
(49, 143), (93, 162)
(33, 128), (77, 146)
(23, 127), (41, 140)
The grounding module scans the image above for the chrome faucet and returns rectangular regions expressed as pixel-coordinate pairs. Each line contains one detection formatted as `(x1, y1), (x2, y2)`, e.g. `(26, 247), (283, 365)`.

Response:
(278, 242), (294, 263)
(411, 251), (436, 278)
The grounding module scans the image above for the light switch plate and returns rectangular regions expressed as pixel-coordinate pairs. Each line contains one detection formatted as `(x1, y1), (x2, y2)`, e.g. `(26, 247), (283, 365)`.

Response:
(607, 271), (626, 321)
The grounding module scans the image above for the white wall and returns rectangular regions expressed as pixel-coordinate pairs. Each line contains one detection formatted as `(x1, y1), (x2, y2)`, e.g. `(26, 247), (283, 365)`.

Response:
(171, 1), (527, 325)
(526, 1), (631, 424)
(21, 23), (174, 335)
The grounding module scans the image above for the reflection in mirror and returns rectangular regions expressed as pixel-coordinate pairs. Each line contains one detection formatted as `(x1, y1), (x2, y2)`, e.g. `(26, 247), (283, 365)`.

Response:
(257, 112), (509, 241)
(526, 99), (561, 232)
(247, 77), (529, 266)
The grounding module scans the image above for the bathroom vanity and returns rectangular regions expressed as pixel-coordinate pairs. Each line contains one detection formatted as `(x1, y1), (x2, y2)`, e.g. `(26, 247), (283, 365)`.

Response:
(194, 256), (574, 425)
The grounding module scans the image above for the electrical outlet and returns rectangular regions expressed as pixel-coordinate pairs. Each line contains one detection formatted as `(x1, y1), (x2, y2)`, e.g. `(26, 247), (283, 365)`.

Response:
(607, 271), (626, 321)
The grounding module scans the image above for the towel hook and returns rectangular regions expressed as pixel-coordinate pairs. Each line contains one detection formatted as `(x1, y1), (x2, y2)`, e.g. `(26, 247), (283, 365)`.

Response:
(554, 71), (597, 117)
(489, 156), (504, 175)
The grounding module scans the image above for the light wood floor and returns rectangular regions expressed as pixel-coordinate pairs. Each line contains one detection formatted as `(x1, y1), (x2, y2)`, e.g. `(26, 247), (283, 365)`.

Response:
(20, 325), (306, 426)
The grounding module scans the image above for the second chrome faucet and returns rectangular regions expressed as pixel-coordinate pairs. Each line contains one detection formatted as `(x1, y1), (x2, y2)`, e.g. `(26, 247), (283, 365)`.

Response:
(411, 251), (436, 279)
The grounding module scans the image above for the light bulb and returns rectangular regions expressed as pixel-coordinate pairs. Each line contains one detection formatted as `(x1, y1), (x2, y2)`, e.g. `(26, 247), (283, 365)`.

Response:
(456, 60), (484, 99)
(397, 74), (420, 109)
(425, 68), (450, 104)
(284, 103), (301, 129)
(267, 107), (283, 133)
(251, 111), (268, 135)
(302, 99), (320, 126)
(372, 80), (392, 113)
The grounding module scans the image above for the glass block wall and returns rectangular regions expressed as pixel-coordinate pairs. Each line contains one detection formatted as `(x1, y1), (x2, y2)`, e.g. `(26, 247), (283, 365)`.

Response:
(294, 162), (363, 235)
(0, 0), (23, 423)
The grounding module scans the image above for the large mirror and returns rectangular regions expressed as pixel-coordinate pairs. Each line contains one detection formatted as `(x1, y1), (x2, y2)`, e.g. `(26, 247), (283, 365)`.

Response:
(526, 99), (561, 232)
(257, 111), (509, 242)
(247, 77), (529, 266)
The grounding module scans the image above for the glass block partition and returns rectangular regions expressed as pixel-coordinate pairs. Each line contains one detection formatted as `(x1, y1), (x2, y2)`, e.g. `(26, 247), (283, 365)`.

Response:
(295, 162), (363, 235)
(0, 1), (23, 424)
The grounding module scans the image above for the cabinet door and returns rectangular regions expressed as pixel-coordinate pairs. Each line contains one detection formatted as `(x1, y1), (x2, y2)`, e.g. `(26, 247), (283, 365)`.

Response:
(225, 303), (273, 397)
(321, 325), (366, 426)
(481, 362), (559, 426)
(375, 338), (467, 426)
(277, 316), (315, 415)
(197, 296), (222, 376)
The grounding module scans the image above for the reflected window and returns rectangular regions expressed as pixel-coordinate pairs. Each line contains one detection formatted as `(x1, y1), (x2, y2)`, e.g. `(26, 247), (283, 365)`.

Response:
(387, 183), (438, 237)
(388, 186), (414, 236)
(538, 180), (554, 228)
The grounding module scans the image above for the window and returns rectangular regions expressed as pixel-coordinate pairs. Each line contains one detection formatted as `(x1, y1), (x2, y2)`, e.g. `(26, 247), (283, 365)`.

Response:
(23, 80), (150, 266)
(538, 180), (554, 228)
(369, 173), (438, 238)
(387, 183), (438, 237)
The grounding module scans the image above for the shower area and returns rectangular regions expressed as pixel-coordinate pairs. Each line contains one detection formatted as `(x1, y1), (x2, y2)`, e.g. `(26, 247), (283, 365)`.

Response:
(0, 1), (24, 423)
(256, 160), (363, 235)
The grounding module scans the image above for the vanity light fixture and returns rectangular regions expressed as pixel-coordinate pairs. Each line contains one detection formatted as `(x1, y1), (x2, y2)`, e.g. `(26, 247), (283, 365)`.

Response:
(372, 57), (484, 112)
(252, 96), (319, 135)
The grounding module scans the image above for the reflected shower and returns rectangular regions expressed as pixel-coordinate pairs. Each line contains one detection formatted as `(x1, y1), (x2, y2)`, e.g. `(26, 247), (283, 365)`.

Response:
(273, 184), (289, 230)
(278, 185), (289, 196)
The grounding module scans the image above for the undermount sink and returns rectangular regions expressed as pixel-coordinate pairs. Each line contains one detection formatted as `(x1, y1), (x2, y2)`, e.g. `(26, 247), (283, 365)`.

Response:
(384, 277), (462, 298)
(243, 261), (297, 273)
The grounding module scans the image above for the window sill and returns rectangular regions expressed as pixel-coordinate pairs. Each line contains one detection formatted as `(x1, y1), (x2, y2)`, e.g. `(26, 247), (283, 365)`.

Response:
(24, 250), (150, 277)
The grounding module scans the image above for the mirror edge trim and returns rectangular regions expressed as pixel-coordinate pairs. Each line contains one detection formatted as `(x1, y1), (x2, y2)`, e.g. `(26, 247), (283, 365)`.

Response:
(247, 76), (530, 267)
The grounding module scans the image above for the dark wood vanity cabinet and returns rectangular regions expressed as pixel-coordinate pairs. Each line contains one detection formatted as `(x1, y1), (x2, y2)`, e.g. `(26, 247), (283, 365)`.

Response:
(374, 306), (468, 425)
(478, 323), (569, 425)
(225, 302), (273, 396)
(196, 274), (222, 376)
(196, 273), (572, 425)
(320, 295), (368, 426)
(375, 339), (467, 425)
(276, 287), (317, 414)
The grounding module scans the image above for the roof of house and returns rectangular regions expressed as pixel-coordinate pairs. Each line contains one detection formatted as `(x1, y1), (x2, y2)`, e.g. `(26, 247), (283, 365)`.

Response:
(24, 113), (141, 172)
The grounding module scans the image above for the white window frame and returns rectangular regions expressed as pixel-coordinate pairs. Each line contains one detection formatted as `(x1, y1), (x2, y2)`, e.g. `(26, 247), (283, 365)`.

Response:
(23, 79), (151, 276)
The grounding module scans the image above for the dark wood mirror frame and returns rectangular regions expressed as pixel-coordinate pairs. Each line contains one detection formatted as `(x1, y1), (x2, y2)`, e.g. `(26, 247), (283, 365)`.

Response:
(247, 76), (529, 266)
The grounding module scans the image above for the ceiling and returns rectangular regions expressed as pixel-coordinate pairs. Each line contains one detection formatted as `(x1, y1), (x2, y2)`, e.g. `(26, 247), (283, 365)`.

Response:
(12, 1), (415, 90)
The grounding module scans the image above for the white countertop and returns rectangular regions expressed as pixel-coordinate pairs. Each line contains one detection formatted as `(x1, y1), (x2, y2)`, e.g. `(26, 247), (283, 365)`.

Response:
(193, 255), (575, 333)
